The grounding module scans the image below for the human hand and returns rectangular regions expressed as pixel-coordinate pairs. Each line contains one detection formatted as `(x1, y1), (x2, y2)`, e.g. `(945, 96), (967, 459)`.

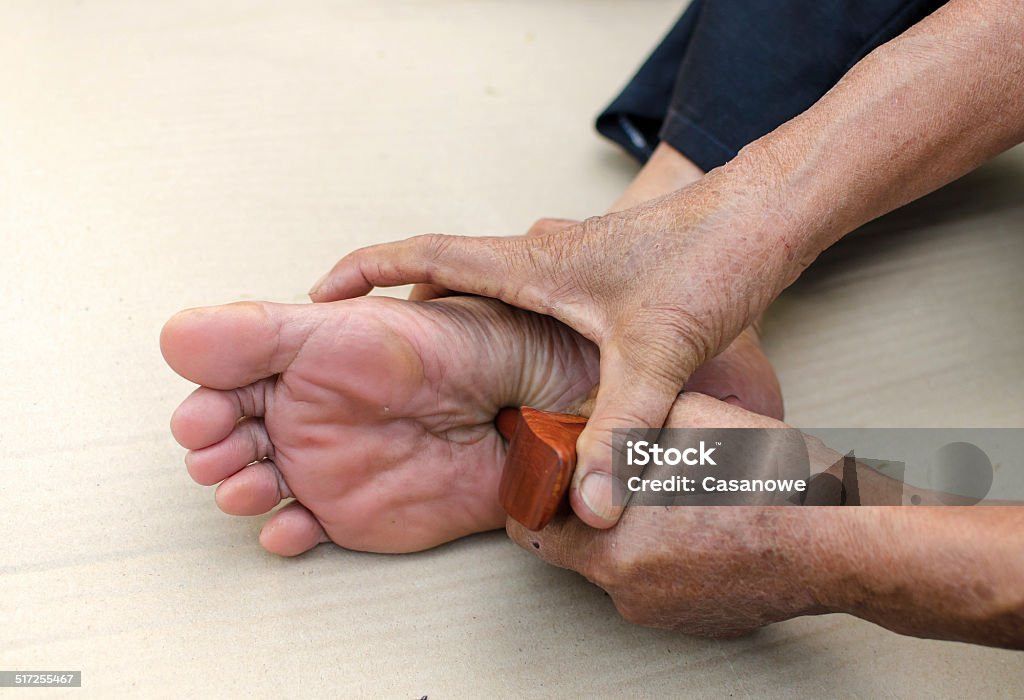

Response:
(507, 393), (1024, 647)
(508, 506), (823, 637)
(407, 217), (579, 301)
(309, 170), (810, 528)
(505, 393), (827, 637)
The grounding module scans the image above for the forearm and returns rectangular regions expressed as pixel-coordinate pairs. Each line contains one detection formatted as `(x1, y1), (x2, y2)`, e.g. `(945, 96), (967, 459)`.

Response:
(811, 507), (1024, 648)
(712, 2), (1024, 644)
(736, 0), (1024, 259)
(607, 0), (1022, 346)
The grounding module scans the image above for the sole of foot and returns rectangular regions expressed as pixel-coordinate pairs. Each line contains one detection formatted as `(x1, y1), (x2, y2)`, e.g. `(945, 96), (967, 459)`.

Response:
(161, 296), (598, 555)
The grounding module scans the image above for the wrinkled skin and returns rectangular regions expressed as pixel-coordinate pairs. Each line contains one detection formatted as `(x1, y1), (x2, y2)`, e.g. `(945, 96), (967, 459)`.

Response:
(508, 502), (1024, 647)
(509, 506), (820, 638)
(410, 216), (784, 423)
(308, 0), (1024, 534)
(309, 182), (802, 530)
(507, 394), (819, 638)
(507, 394), (1024, 648)
(162, 293), (776, 556)
(161, 295), (599, 554)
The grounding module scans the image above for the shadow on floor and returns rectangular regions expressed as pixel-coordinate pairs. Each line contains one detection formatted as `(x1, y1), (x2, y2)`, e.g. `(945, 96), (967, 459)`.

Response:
(798, 151), (1024, 284)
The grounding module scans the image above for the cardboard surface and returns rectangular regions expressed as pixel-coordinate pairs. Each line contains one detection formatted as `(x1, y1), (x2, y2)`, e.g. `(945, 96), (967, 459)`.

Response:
(2, 1), (1022, 696)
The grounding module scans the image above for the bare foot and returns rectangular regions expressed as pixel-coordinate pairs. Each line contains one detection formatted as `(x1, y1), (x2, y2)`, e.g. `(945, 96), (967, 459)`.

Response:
(160, 296), (598, 555)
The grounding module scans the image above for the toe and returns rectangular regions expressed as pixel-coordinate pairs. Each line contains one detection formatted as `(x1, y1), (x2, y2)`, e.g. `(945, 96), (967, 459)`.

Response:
(260, 502), (329, 557)
(185, 417), (273, 485)
(170, 381), (272, 449)
(160, 301), (326, 389)
(215, 460), (292, 516)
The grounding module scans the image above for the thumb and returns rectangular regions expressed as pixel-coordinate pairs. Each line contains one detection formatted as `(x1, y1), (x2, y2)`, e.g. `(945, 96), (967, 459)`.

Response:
(570, 341), (692, 528)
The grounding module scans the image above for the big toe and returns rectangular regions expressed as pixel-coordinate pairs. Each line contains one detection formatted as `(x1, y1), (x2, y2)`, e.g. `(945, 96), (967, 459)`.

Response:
(160, 301), (317, 389)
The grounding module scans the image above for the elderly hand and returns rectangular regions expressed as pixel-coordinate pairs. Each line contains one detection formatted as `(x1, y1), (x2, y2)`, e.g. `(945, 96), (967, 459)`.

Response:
(405, 217), (582, 302)
(508, 504), (823, 638)
(309, 166), (815, 529)
(506, 393), (826, 638)
(507, 393), (1024, 647)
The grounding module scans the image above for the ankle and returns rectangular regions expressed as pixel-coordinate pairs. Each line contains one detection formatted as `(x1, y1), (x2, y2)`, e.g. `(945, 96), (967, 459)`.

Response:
(608, 142), (704, 213)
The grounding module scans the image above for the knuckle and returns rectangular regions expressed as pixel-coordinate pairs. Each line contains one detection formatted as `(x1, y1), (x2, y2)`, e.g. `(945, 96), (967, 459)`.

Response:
(630, 304), (712, 351)
(348, 246), (382, 274)
(588, 537), (635, 591)
(613, 596), (652, 626)
(349, 250), (393, 286)
(526, 218), (556, 237)
(506, 234), (552, 271)
(525, 238), (597, 317)
(412, 233), (455, 262)
(505, 518), (535, 551)
(577, 212), (627, 249)
(618, 304), (717, 382)
(501, 238), (565, 311)
(527, 217), (578, 237)
(578, 214), (606, 234)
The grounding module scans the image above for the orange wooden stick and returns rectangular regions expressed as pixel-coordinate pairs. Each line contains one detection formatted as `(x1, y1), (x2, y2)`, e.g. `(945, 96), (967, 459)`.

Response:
(496, 407), (588, 531)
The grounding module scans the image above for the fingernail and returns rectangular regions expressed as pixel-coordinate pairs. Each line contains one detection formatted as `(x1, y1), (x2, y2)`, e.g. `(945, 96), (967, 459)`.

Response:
(580, 472), (623, 523)
(308, 274), (328, 298)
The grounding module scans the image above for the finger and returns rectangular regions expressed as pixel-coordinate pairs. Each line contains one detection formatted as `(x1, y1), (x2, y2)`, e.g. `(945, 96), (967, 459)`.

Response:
(402, 219), (578, 302)
(308, 234), (554, 313)
(506, 515), (601, 577)
(525, 217), (579, 238)
(570, 340), (692, 528)
(260, 502), (330, 557)
(161, 301), (324, 389)
(403, 220), (579, 302)
(215, 459), (292, 516)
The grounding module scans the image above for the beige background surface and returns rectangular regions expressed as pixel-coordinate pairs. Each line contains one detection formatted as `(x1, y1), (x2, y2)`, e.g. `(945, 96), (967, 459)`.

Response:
(2, 1), (1022, 697)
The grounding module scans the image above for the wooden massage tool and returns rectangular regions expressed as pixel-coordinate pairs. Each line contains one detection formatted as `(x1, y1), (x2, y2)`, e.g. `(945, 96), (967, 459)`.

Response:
(495, 406), (588, 531)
